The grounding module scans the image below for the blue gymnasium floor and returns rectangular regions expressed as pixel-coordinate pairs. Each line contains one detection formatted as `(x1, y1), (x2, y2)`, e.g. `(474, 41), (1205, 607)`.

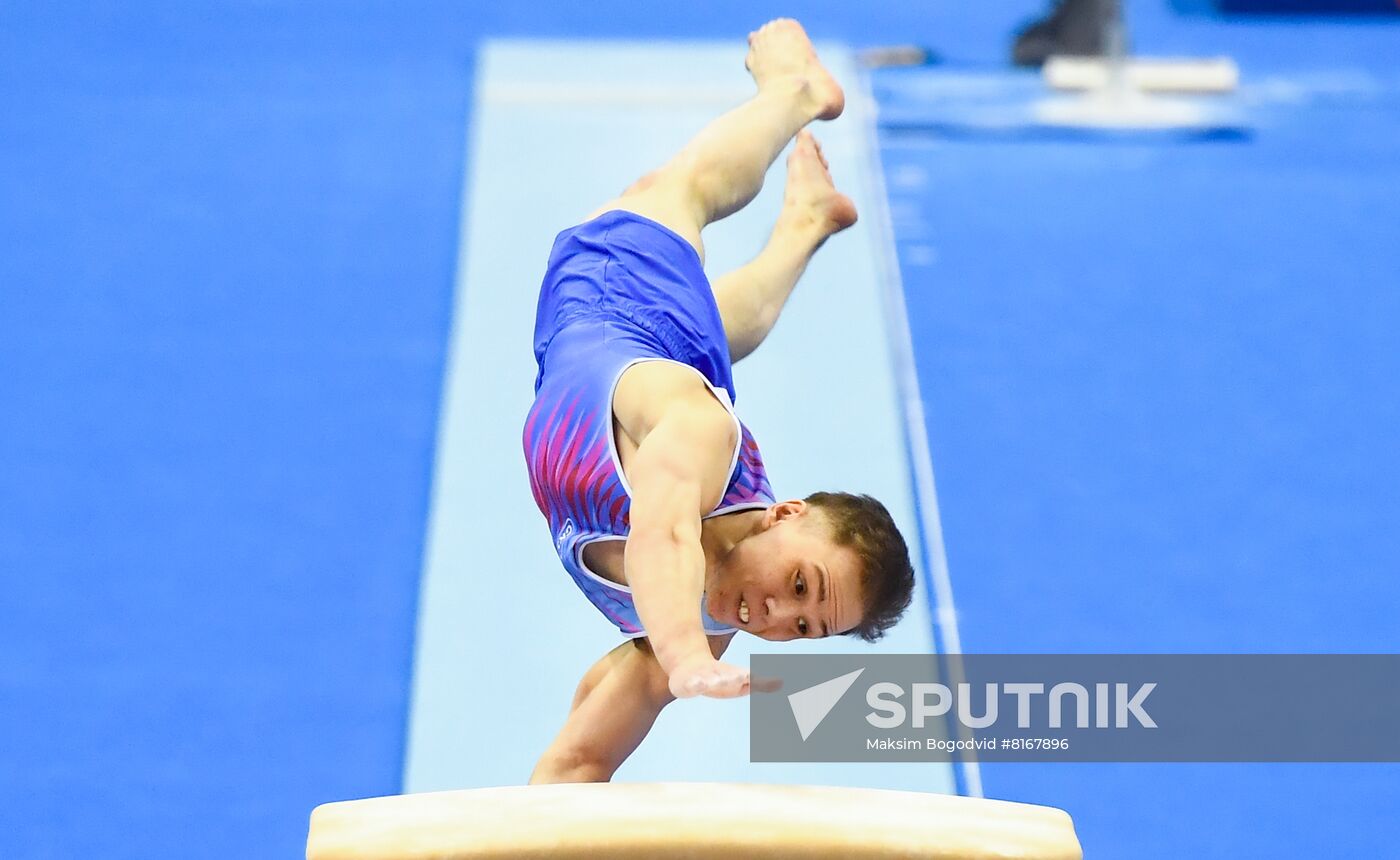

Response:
(2, 2), (1397, 858)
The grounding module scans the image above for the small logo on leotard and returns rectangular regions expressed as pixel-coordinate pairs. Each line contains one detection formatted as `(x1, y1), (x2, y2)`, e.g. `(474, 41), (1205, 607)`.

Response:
(555, 518), (576, 549)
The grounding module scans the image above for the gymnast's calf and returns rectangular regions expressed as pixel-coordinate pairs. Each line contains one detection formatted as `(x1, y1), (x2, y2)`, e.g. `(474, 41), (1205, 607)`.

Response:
(522, 19), (915, 783)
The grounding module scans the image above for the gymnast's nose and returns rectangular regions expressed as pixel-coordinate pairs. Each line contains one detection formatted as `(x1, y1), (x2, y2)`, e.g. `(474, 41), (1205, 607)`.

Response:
(765, 596), (777, 619)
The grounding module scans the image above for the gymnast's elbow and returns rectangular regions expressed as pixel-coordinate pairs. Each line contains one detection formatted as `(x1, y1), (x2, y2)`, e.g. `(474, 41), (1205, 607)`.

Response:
(529, 748), (616, 785)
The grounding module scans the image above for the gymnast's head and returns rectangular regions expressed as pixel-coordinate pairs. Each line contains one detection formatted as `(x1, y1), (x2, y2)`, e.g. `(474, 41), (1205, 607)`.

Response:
(705, 491), (915, 642)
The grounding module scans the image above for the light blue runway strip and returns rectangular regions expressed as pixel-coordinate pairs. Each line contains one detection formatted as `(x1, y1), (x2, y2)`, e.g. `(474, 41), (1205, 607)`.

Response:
(404, 40), (952, 795)
(857, 70), (982, 799)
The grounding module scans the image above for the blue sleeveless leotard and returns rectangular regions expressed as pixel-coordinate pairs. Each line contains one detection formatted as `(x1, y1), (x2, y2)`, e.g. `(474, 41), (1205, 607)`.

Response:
(522, 210), (775, 639)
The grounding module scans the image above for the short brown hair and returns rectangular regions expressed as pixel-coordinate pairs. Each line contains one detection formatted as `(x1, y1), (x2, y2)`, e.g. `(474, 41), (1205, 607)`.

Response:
(805, 491), (915, 642)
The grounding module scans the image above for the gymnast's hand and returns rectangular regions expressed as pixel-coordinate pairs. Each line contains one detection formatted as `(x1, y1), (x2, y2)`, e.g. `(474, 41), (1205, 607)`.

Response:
(668, 655), (751, 699)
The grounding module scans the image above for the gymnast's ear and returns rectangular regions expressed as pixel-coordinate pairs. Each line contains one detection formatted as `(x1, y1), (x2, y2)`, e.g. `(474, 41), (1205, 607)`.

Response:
(762, 499), (807, 528)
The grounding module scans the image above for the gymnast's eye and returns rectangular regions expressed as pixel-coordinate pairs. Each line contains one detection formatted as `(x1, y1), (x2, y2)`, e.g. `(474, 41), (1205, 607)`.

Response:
(797, 617), (809, 636)
(795, 571), (806, 596)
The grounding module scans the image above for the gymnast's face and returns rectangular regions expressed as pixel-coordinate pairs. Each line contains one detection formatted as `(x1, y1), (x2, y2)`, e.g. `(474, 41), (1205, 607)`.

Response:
(706, 500), (864, 641)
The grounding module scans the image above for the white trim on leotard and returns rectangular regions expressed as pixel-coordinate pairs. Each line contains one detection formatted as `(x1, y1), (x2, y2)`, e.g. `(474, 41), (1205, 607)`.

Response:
(573, 532), (737, 640)
(573, 500), (773, 596)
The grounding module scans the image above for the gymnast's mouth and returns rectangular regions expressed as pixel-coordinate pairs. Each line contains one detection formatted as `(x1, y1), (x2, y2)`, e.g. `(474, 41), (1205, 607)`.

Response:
(738, 596), (750, 625)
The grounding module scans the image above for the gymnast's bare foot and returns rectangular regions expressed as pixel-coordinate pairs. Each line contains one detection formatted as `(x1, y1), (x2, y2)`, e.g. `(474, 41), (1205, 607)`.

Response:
(745, 18), (845, 121)
(779, 130), (858, 244)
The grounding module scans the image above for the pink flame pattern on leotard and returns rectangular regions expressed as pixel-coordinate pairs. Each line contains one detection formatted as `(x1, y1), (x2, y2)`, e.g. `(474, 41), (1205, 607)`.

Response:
(523, 387), (774, 637)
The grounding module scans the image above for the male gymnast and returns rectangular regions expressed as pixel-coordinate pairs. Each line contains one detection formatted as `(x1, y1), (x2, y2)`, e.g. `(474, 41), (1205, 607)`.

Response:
(522, 19), (916, 783)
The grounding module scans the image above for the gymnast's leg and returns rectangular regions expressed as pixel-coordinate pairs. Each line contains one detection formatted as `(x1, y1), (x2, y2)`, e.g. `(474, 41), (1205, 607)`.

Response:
(586, 18), (845, 262)
(713, 129), (857, 362)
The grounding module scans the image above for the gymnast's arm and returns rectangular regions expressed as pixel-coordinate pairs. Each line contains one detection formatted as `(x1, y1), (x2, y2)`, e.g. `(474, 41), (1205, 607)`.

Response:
(615, 365), (749, 698)
(529, 634), (734, 784)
